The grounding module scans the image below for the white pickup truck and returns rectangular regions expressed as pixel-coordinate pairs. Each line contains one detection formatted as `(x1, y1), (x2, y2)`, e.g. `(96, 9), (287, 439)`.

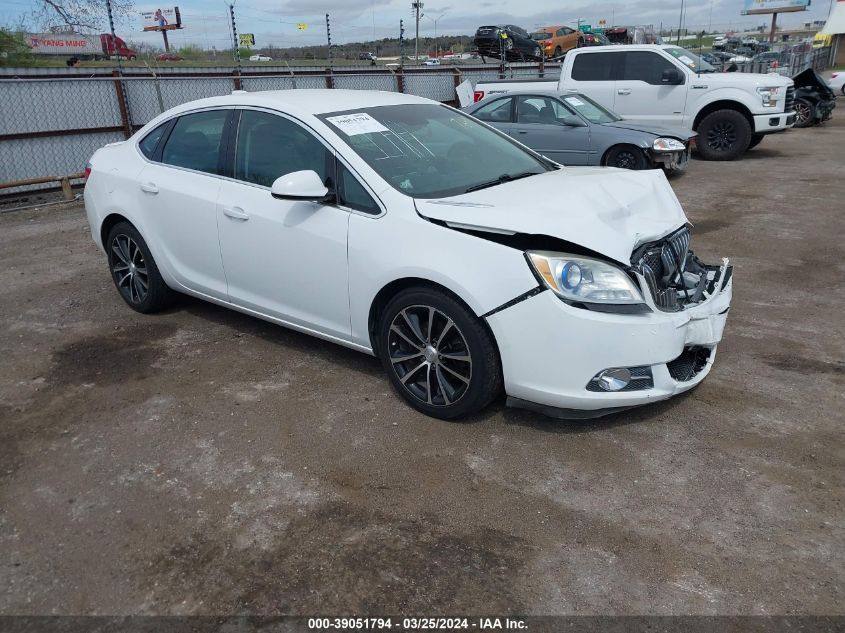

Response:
(473, 44), (796, 160)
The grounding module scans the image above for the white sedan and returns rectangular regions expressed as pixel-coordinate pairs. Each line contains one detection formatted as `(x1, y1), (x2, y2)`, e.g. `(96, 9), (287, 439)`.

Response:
(249, 54), (272, 62)
(828, 70), (845, 96)
(84, 90), (733, 420)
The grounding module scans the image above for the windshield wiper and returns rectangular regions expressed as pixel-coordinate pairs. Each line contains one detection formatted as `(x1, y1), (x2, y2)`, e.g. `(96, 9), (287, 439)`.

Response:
(464, 171), (539, 193)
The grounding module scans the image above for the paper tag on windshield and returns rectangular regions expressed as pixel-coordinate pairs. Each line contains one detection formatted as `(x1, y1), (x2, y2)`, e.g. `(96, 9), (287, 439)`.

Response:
(564, 97), (585, 106)
(325, 112), (389, 136)
(679, 55), (695, 66)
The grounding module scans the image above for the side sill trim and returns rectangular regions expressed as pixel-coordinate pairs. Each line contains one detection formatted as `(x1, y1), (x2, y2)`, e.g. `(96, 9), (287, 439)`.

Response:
(481, 286), (545, 319)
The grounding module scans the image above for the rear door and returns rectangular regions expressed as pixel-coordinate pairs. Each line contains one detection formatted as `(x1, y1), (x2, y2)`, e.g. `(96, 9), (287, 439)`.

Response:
(613, 50), (688, 125)
(509, 95), (590, 165)
(136, 108), (230, 299)
(564, 50), (621, 112)
(471, 96), (515, 135)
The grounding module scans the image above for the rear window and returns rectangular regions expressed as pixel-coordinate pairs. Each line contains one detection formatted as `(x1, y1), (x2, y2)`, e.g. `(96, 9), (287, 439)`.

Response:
(571, 51), (617, 81)
(138, 123), (168, 159)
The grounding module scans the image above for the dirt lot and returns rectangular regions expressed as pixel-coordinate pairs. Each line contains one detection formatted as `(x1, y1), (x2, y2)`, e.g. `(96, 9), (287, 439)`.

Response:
(1, 115), (843, 618)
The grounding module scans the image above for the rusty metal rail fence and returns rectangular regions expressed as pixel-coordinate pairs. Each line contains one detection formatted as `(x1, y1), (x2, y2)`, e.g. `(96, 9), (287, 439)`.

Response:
(0, 48), (832, 196)
(0, 62), (557, 195)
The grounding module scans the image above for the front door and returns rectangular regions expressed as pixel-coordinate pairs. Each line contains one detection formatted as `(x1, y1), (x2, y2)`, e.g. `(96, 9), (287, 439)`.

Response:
(613, 51), (689, 125)
(216, 109), (351, 339)
(509, 95), (591, 165)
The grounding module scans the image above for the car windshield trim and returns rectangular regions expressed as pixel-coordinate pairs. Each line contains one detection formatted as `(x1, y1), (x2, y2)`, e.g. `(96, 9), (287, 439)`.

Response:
(319, 104), (554, 199)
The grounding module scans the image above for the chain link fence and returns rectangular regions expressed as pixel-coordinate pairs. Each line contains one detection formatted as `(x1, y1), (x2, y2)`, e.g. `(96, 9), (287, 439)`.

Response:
(0, 49), (832, 195)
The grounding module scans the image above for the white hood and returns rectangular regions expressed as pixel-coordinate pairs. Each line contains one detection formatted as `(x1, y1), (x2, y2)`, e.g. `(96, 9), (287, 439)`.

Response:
(416, 167), (689, 265)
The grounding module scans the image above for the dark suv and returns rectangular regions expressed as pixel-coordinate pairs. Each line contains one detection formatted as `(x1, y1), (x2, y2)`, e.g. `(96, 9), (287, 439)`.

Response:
(473, 25), (542, 61)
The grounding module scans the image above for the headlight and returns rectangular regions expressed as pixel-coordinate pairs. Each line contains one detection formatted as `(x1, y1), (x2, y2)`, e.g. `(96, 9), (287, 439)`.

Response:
(526, 251), (645, 306)
(652, 137), (687, 152)
(757, 86), (781, 107)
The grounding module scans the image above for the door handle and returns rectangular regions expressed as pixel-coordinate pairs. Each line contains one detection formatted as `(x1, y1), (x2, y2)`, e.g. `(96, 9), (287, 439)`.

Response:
(617, 88), (632, 95)
(222, 206), (249, 221)
(140, 182), (158, 194)
(516, 130), (528, 134)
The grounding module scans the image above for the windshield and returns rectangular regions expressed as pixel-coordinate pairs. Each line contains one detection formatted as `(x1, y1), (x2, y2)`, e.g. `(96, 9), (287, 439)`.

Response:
(559, 93), (620, 124)
(320, 104), (553, 199)
(531, 31), (552, 40)
(662, 46), (716, 73)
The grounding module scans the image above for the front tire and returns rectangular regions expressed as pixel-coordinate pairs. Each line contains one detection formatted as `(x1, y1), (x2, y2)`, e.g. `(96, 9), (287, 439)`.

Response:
(792, 98), (814, 128)
(106, 221), (175, 313)
(603, 145), (648, 170)
(695, 109), (751, 161)
(377, 287), (502, 420)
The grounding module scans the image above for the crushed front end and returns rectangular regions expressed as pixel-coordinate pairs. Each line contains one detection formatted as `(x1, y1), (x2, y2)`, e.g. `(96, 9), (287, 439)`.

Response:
(485, 224), (733, 419)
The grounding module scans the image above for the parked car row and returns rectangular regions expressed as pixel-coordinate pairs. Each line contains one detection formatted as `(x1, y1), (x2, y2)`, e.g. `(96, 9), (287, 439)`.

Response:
(473, 44), (804, 162)
(473, 23), (616, 62)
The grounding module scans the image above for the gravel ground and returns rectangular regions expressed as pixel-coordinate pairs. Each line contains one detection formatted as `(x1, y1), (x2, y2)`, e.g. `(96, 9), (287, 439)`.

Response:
(1, 114), (843, 617)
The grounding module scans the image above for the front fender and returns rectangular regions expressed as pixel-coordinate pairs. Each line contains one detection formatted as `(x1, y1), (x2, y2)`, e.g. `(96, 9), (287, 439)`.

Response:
(689, 87), (760, 127)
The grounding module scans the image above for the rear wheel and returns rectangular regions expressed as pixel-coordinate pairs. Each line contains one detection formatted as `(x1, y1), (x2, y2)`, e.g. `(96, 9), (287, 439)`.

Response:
(793, 98), (814, 128)
(695, 109), (751, 161)
(554, 46), (562, 57)
(106, 221), (175, 313)
(377, 287), (502, 420)
(603, 145), (648, 170)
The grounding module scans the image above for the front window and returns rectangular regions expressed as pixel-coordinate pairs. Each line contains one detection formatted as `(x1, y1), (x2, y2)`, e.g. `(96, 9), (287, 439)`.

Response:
(663, 46), (716, 73)
(320, 104), (553, 199)
(558, 93), (620, 124)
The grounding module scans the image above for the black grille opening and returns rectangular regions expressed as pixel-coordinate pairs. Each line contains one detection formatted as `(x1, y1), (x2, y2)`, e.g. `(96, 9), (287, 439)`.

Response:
(667, 347), (711, 382)
(586, 366), (654, 392)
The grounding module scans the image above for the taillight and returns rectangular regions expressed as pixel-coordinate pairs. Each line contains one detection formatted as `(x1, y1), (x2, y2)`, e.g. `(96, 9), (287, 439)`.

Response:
(473, 90), (485, 103)
(84, 163), (92, 181)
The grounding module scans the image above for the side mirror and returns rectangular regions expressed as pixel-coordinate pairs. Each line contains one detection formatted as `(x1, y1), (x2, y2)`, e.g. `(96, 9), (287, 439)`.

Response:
(270, 170), (329, 201)
(661, 68), (684, 85)
(560, 115), (586, 127)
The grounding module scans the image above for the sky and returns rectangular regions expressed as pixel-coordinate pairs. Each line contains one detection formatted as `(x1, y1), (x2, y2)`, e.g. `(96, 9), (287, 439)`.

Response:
(1, 0), (837, 50)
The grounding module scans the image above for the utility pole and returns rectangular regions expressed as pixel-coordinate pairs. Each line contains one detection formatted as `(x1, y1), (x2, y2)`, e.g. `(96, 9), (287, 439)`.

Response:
(677, 0), (685, 44)
(229, 3), (241, 77)
(411, 1), (423, 63)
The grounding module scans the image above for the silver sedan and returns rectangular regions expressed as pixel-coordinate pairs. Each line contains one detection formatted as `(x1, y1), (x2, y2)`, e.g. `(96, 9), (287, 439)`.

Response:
(464, 90), (696, 174)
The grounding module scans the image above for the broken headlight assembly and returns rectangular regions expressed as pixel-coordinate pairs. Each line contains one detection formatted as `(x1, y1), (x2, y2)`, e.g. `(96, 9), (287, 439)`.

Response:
(526, 251), (649, 313)
(652, 137), (687, 152)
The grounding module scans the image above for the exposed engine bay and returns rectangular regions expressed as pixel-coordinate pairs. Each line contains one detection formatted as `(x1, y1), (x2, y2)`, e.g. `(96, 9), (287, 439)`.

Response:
(631, 226), (732, 312)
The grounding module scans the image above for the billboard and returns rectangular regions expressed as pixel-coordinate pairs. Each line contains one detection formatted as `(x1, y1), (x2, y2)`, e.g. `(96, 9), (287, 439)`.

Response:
(742, 0), (809, 15)
(141, 7), (182, 31)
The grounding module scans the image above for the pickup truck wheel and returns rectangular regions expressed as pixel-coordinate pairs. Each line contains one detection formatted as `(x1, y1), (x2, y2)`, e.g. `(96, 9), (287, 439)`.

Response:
(603, 145), (647, 170)
(747, 134), (764, 150)
(696, 109), (751, 161)
(793, 98), (814, 128)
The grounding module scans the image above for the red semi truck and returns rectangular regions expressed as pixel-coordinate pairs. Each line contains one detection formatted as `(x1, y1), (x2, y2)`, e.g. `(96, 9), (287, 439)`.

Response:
(27, 32), (138, 60)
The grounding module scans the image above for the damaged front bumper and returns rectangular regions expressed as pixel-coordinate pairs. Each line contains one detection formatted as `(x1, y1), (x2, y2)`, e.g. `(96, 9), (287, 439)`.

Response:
(485, 257), (732, 419)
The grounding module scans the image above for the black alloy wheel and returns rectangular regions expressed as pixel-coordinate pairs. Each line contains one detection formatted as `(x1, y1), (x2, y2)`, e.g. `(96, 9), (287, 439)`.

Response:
(792, 98), (814, 128)
(377, 288), (502, 419)
(106, 221), (175, 313)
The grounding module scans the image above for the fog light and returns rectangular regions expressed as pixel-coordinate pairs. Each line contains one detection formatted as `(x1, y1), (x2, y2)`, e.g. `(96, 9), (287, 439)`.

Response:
(596, 368), (632, 391)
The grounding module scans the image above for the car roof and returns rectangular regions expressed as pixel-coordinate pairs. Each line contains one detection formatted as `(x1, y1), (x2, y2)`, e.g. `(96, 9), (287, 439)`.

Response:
(161, 89), (435, 119)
